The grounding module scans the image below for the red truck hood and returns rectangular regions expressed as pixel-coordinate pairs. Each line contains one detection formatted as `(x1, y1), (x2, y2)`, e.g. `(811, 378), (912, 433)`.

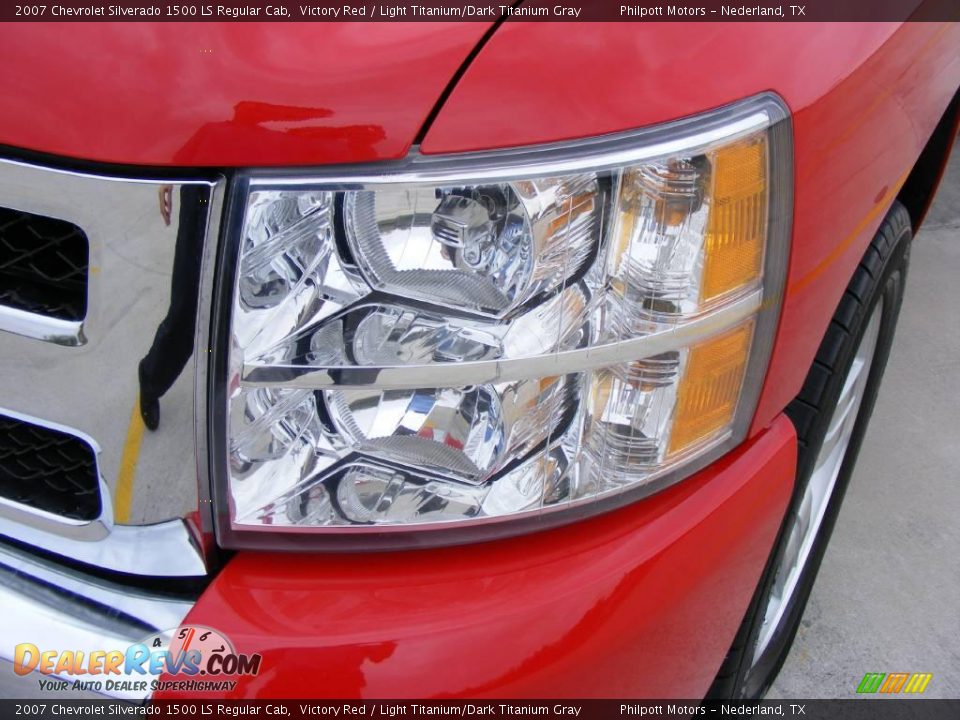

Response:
(0, 23), (493, 167)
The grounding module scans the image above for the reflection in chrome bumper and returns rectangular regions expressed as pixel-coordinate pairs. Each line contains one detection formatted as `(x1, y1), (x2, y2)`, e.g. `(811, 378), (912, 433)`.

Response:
(0, 542), (192, 701)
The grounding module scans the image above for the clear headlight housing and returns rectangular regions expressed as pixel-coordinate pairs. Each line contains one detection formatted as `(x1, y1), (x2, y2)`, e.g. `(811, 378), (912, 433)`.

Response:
(212, 94), (792, 549)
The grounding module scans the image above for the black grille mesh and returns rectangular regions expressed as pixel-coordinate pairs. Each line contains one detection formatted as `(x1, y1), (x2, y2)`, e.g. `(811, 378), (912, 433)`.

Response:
(0, 415), (101, 521)
(0, 207), (89, 321)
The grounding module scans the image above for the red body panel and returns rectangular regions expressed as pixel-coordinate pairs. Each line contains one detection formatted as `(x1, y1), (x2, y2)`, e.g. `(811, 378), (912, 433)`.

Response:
(157, 415), (795, 699)
(0, 23), (493, 166)
(421, 21), (960, 438)
(2, 20), (957, 699)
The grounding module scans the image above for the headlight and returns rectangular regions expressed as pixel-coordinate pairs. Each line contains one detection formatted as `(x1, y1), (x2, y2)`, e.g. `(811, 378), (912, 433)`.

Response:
(211, 94), (792, 549)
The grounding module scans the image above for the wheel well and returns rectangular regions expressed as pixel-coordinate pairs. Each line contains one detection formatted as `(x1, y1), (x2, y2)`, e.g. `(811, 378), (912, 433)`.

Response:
(897, 89), (960, 231)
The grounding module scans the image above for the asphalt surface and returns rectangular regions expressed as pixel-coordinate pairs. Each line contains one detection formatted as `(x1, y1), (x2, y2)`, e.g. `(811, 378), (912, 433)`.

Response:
(1, 147), (958, 701)
(769, 143), (960, 699)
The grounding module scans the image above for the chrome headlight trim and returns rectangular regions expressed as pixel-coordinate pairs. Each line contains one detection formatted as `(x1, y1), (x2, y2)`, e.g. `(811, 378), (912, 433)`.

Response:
(208, 93), (793, 551)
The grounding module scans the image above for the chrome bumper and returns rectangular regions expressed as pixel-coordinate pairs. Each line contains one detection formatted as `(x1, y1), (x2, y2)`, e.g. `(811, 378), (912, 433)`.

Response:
(0, 542), (192, 701)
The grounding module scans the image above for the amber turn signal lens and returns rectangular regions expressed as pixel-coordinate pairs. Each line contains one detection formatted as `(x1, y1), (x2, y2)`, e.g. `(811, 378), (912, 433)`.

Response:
(701, 138), (768, 303)
(668, 320), (755, 456)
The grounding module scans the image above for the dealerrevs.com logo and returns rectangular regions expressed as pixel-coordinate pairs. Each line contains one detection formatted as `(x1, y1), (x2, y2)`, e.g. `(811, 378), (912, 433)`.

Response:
(12, 625), (261, 695)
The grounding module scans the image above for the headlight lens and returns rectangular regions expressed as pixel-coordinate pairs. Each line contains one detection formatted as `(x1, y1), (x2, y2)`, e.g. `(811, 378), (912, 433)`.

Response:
(213, 94), (792, 548)
(344, 176), (598, 316)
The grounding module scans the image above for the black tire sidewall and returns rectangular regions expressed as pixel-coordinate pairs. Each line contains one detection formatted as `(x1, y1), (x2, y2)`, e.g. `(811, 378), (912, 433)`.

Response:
(735, 204), (912, 698)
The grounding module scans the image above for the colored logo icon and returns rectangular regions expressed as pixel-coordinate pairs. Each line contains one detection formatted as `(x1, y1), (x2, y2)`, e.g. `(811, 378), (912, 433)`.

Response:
(856, 672), (933, 694)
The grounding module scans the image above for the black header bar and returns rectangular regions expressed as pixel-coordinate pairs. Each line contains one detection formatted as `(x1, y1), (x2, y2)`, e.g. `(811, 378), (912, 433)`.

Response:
(3, 0), (959, 22)
(2, 701), (960, 720)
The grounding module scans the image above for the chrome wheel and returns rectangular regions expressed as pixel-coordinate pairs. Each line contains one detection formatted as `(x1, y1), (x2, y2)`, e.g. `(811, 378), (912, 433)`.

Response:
(752, 301), (884, 663)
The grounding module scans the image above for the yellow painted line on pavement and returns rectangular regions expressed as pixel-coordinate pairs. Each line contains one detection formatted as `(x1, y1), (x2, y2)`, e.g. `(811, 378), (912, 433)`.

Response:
(114, 402), (145, 523)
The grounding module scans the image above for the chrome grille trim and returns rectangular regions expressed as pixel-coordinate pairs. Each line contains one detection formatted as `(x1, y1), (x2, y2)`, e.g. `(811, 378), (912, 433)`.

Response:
(0, 206), (89, 323)
(0, 157), (224, 577)
(0, 304), (85, 346)
(0, 406), (206, 576)
(0, 407), (103, 525)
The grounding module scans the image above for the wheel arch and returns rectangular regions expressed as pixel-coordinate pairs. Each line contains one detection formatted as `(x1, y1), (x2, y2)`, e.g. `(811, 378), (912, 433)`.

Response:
(897, 88), (960, 231)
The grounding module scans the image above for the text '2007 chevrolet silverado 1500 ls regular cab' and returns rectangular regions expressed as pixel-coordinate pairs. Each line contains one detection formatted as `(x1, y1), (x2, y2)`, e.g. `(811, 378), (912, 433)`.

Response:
(0, 14), (958, 702)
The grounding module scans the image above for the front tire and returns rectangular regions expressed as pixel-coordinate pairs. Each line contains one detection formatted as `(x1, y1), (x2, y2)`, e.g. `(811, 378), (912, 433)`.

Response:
(709, 201), (913, 699)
